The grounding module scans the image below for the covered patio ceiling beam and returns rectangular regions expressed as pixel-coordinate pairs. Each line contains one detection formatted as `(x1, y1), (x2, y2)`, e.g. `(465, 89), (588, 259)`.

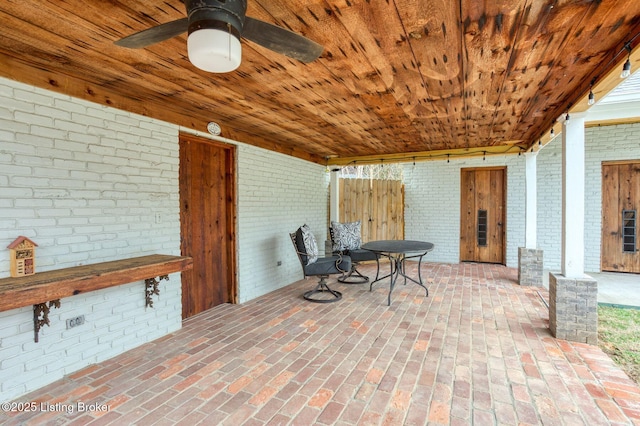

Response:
(326, 142), (524, 166)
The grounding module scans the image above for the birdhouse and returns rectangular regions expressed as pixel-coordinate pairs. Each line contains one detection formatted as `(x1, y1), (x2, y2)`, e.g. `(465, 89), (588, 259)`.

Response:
(8, 236), (38, 277)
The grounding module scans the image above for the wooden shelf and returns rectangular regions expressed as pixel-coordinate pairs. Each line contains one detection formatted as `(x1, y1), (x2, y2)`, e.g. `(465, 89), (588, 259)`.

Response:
(0, 254), (193, 313)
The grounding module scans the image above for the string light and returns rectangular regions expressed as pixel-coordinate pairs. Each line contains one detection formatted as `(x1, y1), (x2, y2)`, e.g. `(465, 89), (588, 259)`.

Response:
(564, 112), (570, 126)
(337, 145), (526, 167)
(588, 78), (596, 105)
(621, 59), (631, 78)
(550, 128), (554, 137)
(621, 43), (632, 78)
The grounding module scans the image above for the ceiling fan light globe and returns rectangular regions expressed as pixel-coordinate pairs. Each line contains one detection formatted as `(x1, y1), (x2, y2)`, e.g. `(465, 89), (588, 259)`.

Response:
(188, 28), (241, 73)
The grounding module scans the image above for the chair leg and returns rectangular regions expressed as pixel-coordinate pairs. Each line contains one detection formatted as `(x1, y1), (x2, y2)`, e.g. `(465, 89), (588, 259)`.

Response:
(338, 263), (369, 284)
(303, 275), (342, 303)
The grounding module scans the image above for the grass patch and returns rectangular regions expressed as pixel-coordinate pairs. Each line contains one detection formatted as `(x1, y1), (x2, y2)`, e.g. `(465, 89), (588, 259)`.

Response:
(598, 305), (640, 385)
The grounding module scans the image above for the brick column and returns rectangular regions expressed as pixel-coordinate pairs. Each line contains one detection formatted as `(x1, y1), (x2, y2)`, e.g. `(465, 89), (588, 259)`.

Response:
(549, 273), (598, 344)
(518, 247), (543, 286)
(548, 113), (598, 344)
(518, 152), (543, 286)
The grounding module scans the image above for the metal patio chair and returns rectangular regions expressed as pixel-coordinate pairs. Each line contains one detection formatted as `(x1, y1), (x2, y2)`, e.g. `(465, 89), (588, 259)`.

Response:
(290, 225), (351, 303)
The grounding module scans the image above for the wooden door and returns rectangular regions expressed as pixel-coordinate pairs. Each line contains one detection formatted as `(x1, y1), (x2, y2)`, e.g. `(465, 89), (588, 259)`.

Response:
(179, 134), (237, 319)
(339, 178), (404, 242)
(602, 161), (640, 272)
(460, 167), (506, 264)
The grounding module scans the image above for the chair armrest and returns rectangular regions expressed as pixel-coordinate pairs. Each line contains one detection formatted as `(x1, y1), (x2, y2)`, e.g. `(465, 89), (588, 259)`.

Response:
(304, 255), (351, 276)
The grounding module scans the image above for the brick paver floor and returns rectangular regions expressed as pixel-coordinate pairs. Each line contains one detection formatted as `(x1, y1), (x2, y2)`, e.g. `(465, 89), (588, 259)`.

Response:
(2, 262), (639, 425)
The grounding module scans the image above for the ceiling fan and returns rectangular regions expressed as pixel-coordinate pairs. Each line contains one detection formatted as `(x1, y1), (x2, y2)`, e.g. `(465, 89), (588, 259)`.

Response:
(115, 0), (323, 73)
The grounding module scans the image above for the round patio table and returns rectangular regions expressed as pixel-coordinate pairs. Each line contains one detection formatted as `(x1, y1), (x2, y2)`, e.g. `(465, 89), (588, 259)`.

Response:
(361, 240), (434, 306)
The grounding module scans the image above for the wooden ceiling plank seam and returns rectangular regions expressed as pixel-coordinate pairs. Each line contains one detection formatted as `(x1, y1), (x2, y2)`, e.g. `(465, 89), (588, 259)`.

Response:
(552, 12), (640, 116)
(483, 0), (533, 144)
(392, 0), (461, 149)
(320, 0), (438, 152)
(0, 31), (340, 159)
(500, 1), (586, 146)
(459, 0), (469, 148)
(253, 0), (422, 156)
(0, 53), (326, 164)
(246, 3), (388, 147)
(89, 0), (384, 155)
(321, 0), (458, 152)
(0, 39), (339, 157)
(399, 2), (454, 149)
(520, 1), (640, 149)
(256, 0), (388, 94)
(1, 1), (639, 163)
(517, 2), (609, 146)
(1, 1), (182, 49)
(459, 0), (529, 148)
(494, 1), (573, 144)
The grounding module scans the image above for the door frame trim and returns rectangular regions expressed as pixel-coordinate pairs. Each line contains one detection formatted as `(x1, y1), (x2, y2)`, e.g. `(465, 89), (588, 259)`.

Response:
(179, 133), (238, 310)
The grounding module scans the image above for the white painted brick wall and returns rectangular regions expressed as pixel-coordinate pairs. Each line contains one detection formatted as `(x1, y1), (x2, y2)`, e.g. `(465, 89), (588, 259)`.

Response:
(0, 77), (330, 402)
(538, 123), (640, 271)
(0, 77), (182, 403)
(405, 122), (640, 272)
(404, 155), (525, 267)
(236, 144), (329, 302)
(536, 141), (562, 271)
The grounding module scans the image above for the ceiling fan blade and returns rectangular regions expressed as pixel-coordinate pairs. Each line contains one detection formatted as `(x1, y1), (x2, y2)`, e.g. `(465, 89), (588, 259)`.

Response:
(115, 18), (189, 49)
(242, 17), (323, 63)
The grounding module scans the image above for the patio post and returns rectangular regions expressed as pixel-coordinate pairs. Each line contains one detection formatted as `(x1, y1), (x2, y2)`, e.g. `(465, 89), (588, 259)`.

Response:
(549, 112), (598, 344)
(327, 169), (340, 255)
(518, 151), (543, 286)
(330, 169), (340, 223)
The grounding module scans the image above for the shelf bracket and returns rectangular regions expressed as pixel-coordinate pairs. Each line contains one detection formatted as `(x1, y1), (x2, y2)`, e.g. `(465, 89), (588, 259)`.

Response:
(145, 275), (169, 308)
(33, 299), (61, 343)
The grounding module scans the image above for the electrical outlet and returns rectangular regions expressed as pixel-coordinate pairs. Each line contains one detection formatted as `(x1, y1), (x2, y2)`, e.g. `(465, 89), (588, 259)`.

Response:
(66, 315), (85, 329)
(155, 213), (162, 224)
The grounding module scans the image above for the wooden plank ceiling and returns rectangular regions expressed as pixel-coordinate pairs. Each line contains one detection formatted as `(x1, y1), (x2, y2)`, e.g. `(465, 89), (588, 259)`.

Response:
(0, 0), (639, 165)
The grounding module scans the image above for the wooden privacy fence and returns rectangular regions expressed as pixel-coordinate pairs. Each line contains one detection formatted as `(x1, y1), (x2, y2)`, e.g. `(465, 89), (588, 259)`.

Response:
(338, 178), (404, 243)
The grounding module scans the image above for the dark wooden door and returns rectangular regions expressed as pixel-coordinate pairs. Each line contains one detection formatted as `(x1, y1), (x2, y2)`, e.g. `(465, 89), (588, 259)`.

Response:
(179, 134), (236, 319)
(460, 167), (506, 264)
(602, 161), (640, 273)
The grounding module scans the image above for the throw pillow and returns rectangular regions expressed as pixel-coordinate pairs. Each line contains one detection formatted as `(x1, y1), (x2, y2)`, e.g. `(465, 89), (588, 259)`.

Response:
(331, 221), (362, 252)
(299, 224), (318, 265)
